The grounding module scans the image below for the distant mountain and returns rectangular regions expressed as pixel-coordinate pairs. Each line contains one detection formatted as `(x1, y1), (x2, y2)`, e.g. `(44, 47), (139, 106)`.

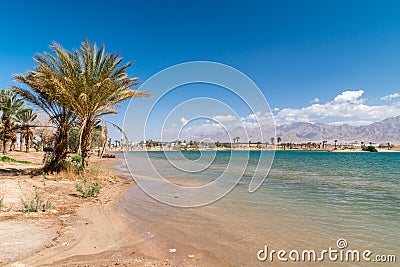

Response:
(178, 116), (400, 144)
(276, 116), (400, 143)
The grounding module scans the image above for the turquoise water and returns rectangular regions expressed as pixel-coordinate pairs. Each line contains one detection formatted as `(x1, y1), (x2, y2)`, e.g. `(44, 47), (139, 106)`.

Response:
(118, 151), (399, 266)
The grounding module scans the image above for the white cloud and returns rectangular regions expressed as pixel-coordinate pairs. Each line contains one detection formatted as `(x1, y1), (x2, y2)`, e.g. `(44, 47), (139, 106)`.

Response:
(275, 90), (400, 125)
(381, 92), (400, 101)
(311, 97), (320, 103)
(333, 90), (364, 104)
(273, 107), (280, 111)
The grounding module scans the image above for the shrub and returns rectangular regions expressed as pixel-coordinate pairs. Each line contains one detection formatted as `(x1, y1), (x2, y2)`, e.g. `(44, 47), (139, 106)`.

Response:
(0, 155), (31, 164)
(21, 189), (52, 212)
(75, 177), (101, 198)
(0, 196), (4, 211)
(43, 160), (72, 174)
(362, 145), (378, 152)
(71, 154), (83, 171)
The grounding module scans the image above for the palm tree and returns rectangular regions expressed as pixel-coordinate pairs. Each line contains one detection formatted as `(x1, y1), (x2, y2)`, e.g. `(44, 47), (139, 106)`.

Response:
(322, 140), (327, 149)
(11, 87), (75, 172)
(0, 89), (27, 154)
(277, 136), (282, 149)
(15, 40), (150, 169)
(16, 109), (37, 152)
(334, 139), (338, 149)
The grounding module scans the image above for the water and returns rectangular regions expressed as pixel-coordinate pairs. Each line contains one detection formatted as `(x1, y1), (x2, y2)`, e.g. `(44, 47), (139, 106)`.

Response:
(117, 150), (400, 266)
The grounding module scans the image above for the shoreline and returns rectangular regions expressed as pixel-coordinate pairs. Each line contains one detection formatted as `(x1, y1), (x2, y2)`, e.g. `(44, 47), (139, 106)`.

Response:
(0, 152), (208, 266)
(112, 147), (400, 153)
(1, 152), (190, 266)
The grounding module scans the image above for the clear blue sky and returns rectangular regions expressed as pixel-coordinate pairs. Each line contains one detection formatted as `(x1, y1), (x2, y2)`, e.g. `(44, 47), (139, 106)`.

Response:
(1, 0), (400, 139)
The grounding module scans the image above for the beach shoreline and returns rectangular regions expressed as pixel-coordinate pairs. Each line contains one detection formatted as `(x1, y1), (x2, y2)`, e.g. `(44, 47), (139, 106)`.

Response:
(1, 151), (200, 266)
(2, 150), (399, 266)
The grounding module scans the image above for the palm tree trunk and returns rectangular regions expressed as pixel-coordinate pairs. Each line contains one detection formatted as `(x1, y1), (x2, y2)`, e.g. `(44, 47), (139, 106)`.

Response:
(2, 139), (7, 155)
(44, 123), (69, 173)
(77, 116), (88, 155)
(80, 120), (93, 169)
(1, 116), (9, 155)
(20, 133), (24, 152)
(99, 122), (108, 158)
(25, 133), (30, 153)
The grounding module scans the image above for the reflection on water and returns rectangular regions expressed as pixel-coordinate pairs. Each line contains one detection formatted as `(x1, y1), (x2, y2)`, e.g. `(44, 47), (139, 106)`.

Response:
(118, 151), (400, 266)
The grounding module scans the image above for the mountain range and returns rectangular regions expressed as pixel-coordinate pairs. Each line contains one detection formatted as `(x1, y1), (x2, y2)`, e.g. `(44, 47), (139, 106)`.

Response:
(179, 116), (400, 144)
(276, 116), (400, 143)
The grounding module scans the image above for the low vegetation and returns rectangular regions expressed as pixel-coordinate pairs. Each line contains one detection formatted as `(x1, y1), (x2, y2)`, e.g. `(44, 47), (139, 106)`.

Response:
(18, 179), (53, 213)
(21, 188), (52, 212)
(75, 177), (101, 198)
(0, 155), (31, 164)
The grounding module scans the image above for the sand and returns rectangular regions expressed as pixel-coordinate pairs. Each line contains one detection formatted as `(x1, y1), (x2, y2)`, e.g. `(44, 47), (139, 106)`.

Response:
(0, 151), (205, 267)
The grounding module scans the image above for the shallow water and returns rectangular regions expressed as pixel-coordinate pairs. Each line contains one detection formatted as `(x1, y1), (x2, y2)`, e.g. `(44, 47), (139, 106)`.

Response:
(117, 150), (400, 266)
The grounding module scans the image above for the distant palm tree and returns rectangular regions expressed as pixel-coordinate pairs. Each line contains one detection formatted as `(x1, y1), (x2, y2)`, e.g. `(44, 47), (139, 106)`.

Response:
(322, 140), (327, 149)
(277, 136), (282, 148)
(270, 137), (275, 146)
(16, 109), (37, 152)
(0, 89), (26, 154)
(334, 139), (338, 149)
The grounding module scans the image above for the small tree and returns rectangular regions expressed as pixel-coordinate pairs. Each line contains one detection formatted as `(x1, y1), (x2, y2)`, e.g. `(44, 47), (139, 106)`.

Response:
(16, 109), (37, 152)
(0, 89), (27, 154)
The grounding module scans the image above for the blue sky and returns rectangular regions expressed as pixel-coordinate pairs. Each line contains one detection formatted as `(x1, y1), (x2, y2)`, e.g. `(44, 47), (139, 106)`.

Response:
(1, 0), (400, 140)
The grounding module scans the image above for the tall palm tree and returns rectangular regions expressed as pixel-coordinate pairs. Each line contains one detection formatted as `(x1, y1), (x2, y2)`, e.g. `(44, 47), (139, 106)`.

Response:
(15, 40), (150, 168)
(16, 109), (37, 152)
(0, 89), (26, 154)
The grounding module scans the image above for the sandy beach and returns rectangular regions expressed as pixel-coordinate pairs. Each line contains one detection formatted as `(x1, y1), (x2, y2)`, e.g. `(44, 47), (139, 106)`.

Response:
(1, 149), (398, 266)
(0, 152), (204, 267)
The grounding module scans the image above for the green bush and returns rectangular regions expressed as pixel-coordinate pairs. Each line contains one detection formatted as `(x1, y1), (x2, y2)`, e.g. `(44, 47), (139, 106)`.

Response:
(1, 155), (31, 164)
(75, 177), (101, 198)
(21, 189), (52, 212)
(71, 154), (83, 171)
(0, 196), (4, 211)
